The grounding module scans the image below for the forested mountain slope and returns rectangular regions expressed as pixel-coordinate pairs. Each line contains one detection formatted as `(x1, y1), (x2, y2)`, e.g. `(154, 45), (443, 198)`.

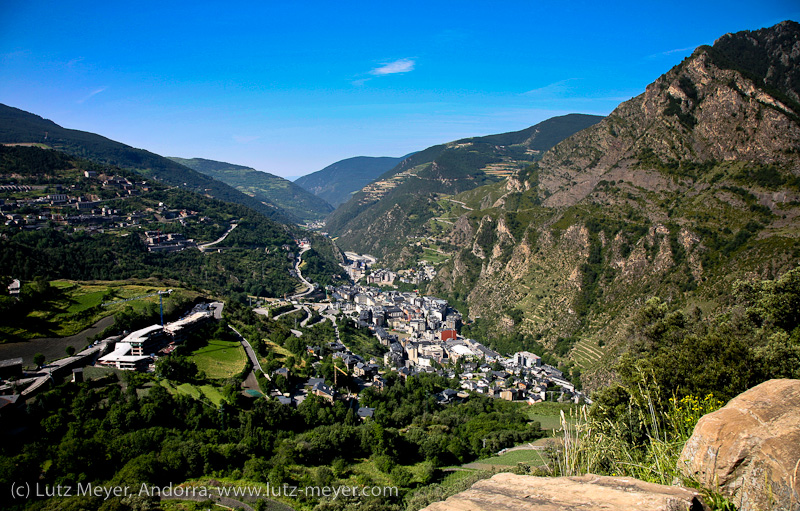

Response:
(170, 157), (333, 223)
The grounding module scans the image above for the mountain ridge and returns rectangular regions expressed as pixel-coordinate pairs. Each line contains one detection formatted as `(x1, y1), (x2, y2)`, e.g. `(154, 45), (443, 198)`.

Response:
(0, 104), (295, 223)
(168, 156), (334, 223)
(418, 20), (800, 390)
(295, 155), (410, 207)
(325, 113), (605, 263)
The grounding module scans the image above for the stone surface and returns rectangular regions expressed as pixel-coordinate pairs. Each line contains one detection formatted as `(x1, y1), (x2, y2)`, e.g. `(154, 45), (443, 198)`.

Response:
(679, 379), (800, 511)
(421, 473), (708, 511)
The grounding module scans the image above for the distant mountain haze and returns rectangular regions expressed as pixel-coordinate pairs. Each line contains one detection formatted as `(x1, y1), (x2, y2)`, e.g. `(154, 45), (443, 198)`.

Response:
(294, 155), (411, 207)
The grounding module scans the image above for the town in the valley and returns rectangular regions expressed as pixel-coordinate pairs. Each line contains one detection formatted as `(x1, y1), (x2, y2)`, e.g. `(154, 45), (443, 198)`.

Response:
(1, 240), (587, 410)
(260, 247), (589, 410)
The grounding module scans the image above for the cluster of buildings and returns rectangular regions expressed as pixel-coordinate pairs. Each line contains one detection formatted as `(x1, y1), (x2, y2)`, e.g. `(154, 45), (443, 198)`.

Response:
(97, 304), (215, 370)
(396, 263), (437, 285)
(0, 171), (203, 245)
(319, 283), (587, 405)
(1, 174), (147, 213)
(144, 231), (196, 253)
(453, 353), (587, 404)
(340, 252), (436, 287)
(327, 284), (462, 333)
(341, 252), (377, 281)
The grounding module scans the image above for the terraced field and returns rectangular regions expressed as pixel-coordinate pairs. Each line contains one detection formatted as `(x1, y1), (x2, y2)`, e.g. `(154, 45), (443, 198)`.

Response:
(570, 338), (606, 370)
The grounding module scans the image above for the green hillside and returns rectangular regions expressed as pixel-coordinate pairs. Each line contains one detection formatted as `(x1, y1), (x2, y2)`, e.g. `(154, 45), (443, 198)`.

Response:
(169, 157), (334, 223)
(0, 104), (292, 223)
(0, 145), (340, 308)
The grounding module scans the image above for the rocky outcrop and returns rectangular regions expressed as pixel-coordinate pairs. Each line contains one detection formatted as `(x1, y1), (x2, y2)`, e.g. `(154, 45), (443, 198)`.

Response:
(678, 379), (800, 511)
(421, 473), (708, 511)
(535, 21), (800, 209)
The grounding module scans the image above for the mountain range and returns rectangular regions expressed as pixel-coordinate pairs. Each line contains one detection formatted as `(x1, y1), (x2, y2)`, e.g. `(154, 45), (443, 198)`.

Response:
(330, 20), (800, 389)
(325, 113), (605, 262)
(2, 21), (798, 392)
(294, 155), (410, 207)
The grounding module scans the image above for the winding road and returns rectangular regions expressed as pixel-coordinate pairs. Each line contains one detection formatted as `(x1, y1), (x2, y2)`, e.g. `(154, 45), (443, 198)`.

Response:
(291, 245), (315, 299)
(228, 324), (266, 378)
(199, 223), (237, 252)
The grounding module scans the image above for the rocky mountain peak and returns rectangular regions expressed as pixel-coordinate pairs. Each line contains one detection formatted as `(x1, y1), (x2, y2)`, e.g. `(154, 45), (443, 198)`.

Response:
(711, 19), (800, 104)
(531, 21), (800, 208)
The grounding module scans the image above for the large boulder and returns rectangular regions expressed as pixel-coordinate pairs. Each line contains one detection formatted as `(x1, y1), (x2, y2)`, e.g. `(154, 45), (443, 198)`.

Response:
(678, 379), (800, 511)
(421, 473), (708, 511)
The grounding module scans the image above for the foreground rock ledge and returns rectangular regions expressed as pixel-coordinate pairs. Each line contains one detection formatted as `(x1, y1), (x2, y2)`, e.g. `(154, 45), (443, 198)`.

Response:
(679, 378), (800, 511)
(421, 473), (708, 511)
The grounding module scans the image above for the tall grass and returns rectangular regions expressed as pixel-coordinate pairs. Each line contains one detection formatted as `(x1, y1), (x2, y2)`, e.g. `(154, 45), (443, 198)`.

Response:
(550, 387), (723, 486)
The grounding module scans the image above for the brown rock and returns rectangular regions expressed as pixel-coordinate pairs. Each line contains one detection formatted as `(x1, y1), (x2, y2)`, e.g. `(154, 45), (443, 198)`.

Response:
(421, 473), (708, 511)
(678, 379), (800, 511)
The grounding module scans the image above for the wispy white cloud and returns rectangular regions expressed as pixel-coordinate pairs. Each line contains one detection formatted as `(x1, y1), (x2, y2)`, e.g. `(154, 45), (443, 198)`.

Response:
(522, 79), (578, 98)
(370, 58), (415, 76)
(76, 87), (107, 103)
(645, 45), (697, 60)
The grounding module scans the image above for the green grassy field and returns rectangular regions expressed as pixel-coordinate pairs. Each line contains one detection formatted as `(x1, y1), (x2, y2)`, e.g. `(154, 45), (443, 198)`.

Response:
(421, 247), (450, 265)
(524, 402), (579, 430)
(474, 448), (549, 467)
(199, 385), (226, 406)
(175, 382), (202, 400)
(1, 280), (198, 341)
(190, 339), (247, 379)
(162, 380), (230, 407)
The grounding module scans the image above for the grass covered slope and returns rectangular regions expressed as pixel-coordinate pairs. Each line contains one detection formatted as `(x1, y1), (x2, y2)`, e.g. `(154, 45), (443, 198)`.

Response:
(190, 339), (247, 380)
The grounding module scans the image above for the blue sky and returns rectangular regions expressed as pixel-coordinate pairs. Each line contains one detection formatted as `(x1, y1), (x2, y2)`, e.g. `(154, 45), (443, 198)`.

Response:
(1, 1), (798, 179)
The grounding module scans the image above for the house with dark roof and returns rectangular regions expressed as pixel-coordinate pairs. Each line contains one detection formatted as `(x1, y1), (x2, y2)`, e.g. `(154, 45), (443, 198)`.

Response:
(357, 407), (375, 420)
(311, 382), (335, 403)
(353, 362), (378, 378)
